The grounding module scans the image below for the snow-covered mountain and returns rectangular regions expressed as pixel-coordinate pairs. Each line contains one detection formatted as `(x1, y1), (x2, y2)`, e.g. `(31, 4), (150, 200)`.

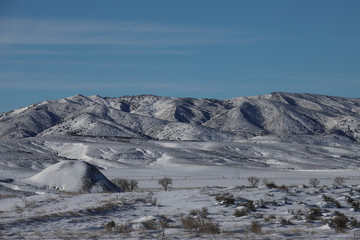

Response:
(1, 92), (360, 141)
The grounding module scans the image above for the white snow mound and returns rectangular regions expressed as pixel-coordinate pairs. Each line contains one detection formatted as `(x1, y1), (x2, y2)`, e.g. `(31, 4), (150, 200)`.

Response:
(26, 160), (121, 193)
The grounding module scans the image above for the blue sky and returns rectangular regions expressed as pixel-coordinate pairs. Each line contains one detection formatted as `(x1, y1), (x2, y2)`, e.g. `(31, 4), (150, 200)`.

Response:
(0, 0), (359, 113)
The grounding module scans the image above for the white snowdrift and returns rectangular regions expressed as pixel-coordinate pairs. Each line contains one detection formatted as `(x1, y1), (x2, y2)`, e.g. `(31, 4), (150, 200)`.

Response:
(26, 160), (121, 193)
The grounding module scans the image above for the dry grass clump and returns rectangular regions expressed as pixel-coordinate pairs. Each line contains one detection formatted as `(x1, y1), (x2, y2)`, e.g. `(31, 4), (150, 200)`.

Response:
(104, 220), (133, 234)
(181, 208), (220, 234)
(249, 221), (262, 234)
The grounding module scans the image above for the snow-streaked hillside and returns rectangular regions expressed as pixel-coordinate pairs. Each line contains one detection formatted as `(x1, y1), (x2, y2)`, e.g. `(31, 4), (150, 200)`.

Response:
(1, 92), (360, 141)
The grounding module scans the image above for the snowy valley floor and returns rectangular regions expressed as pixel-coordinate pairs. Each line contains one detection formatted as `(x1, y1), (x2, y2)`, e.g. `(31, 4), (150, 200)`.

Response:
(1, 166), (360, 239)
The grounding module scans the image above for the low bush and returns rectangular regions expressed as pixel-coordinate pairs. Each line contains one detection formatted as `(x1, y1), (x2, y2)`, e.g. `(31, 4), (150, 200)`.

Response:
(266, 182), (277, 189)
(215, 193), (235, 205)
(350, 217), (360, 228)
(323, 194), (342, 208)
(333, 176), (346, 187)
(250, 221), (262, 234)
(234, 208), (248, 217)
(289, 208), (306, 220)
(238, 199), (256, 211)
(181, 215), (220, 234)
(264, 214), (276, 222)
(306, 208), (322, 221)
(280, 218), (292, 226)
(248, 176), (260, 188)
(346, 196), (360, 211)
(189, 207), (209, 218)
(112, 178), (138, 192)
(332, 212), (348, 231)
(309, 178), (321, 188)
(105, 220), (115, 232)
(256, 199), (267, 208)
(141, 220), (158, 230)
(116, 223), (133, 234)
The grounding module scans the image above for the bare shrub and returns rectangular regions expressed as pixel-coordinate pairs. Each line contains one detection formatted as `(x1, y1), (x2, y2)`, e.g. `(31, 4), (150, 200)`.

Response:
(141, 220), (158, 230)
(198, 219), (220, 234)
(189, 207), (208, 218)
(333, 176), (346, 187)
(129, 179), (138, 192)
(105, 220), (115, 232)
(201, 207), (209, 218)
(280, 218), (292, 226)
(115, 223), (133, 234)
(266, 182), (277, 189)
(215, 193), (235, 205)
(250, 221), (262, 234)
(248, 176), (260, 188)
(346, 196), (360, 211)
(323, 194), (342, 208)
(239, 199), (256, 211)
(181, 215), (220, 234)
(309, 178), (321, 188)
(189, 209), (199, 216)
(181, 209), (220, 234)
(112, 179), (129, 191)
(306, 208), (322, 221)
(112, 179), (138, 192)
(264, 214), (276, 222)
(234, 208), (248, 217)
(256, 199), (267, 208)
(333, 212), (349, 231)
(158, 177), (173, 191)
(289, 208), (306, 220)
(350, 217), (360, 228)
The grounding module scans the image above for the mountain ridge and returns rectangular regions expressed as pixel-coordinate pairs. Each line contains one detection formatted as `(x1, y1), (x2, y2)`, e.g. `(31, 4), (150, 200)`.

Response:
(1, 92), (359, 141)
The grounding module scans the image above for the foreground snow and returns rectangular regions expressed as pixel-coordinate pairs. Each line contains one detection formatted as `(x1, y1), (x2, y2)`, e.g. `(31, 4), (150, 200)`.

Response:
(1, 166), (360, 239)
(0, 134), (359, 239)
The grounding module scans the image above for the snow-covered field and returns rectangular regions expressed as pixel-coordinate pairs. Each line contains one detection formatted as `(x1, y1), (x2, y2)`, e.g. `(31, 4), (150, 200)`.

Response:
(1, 168), (360, 239)
(1, 135), (360, 239)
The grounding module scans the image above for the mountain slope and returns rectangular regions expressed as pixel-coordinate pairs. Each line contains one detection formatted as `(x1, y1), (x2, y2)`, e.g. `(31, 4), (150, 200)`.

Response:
(1, 92), (360, 141)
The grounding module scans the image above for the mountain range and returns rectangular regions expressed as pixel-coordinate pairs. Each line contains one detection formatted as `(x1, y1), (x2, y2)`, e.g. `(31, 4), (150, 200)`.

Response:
(1, 92), (359, 142)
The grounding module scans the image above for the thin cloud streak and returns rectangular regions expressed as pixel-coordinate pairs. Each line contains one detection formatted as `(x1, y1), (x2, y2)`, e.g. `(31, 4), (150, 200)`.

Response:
(0, 59), (138, 67)
(238, 68), (360, 78)
(0, 18), (266, 46)
(0, 46), (194, 56)
(0, 79), (222, 93)
(95, 50), (195, 55)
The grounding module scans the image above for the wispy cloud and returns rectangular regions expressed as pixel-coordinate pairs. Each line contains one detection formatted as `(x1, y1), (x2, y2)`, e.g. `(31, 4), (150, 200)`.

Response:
(0, 78), (221, 94)
(0, 18), (265, 46)
(0, 59), (137, 67)
(94, 50), (194, 55)
(0, 45), (194, 56)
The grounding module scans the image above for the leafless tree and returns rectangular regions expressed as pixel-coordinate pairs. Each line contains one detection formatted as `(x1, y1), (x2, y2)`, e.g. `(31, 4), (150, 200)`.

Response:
(248, 176), (260, 188)
(113, 178), (138, 192)
(309, 178), (321, 188)
(333, 176), (346, 187)
(129, 179), (138, 192)
(158, 177), (173, 191)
